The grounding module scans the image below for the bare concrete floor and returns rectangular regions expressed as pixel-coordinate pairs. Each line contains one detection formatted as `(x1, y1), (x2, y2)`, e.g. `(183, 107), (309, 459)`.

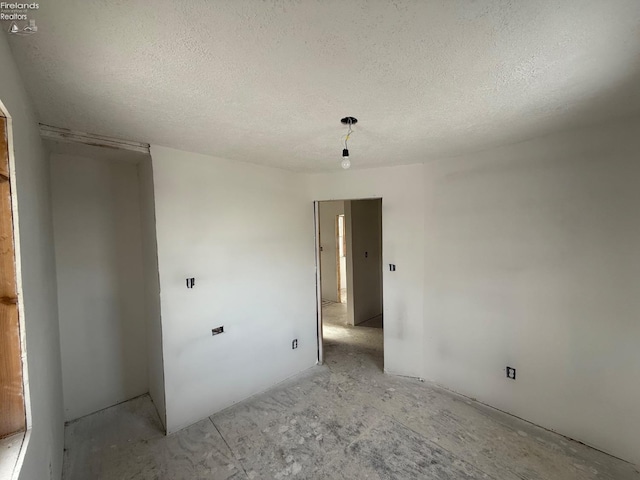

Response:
(62, 305), (639, 479)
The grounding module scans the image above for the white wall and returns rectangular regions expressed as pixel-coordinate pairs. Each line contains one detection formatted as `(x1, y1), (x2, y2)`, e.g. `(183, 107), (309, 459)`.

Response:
(150, 145), (317, 434)
(344, 201), (355, 324)
(350, 199), (383, 325)
(308, 132), (640, 464)
(422, 117), (640, 465)
(319, 200), (344, 303)
(138, 158), (166, 428)
(0, 36), (64, 480)
(51, 154), (148, 422)
(307, 165), (425, 377)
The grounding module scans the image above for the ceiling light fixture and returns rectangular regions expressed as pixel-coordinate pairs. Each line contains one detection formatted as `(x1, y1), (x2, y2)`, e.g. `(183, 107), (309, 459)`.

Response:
(341, 116), (357, 169)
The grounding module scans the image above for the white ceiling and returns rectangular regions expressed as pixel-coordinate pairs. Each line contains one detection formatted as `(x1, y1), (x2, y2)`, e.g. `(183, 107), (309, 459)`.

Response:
(7, 1), (640, 171)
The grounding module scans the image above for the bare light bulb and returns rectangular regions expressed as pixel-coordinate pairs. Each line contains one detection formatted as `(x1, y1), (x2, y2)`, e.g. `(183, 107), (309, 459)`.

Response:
(341, 158), (351, 169)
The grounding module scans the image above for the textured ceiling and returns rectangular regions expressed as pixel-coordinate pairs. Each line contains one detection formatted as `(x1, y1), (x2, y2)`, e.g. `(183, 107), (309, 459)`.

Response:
(6, 1), (640, 171)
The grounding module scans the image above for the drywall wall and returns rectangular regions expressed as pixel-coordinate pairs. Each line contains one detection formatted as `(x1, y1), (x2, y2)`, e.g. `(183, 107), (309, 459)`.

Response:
(51, 154), (148, 422)
(306, 165), (425, 377)
(422, 117), (640, 465)
(138, 157), (166, 428)
(150, 145), (317, 433)
(318, 201), (344, 303)
(350, 199), (383, 325)
(344, 201), (355, 324)
(0, 36), (64, 480)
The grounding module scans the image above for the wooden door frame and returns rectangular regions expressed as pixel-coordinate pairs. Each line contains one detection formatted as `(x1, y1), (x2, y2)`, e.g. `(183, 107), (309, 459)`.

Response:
(0, 100), (30, 439)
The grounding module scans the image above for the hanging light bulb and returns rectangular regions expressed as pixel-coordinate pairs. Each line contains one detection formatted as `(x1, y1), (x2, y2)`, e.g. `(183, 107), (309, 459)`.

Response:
(340, 117), (357, 169)
(341, 147), (350, 169)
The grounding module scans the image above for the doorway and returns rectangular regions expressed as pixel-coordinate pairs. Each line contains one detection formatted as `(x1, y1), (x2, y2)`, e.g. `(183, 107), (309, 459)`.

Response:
(315, 199), (383, 369)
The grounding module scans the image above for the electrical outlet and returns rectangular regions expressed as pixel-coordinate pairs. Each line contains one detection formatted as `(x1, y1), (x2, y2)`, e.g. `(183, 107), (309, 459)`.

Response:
(292, 339), (298, 349)
(212, 326), (224, 336)
(186, 277), (195, 288)
(389, 264), (396, 271)
(506, 366), (516, 380)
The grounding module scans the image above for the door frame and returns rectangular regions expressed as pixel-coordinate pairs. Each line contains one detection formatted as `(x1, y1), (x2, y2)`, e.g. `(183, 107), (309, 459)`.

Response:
(314, 198), (384, 366)
(313, 201), (324, 364)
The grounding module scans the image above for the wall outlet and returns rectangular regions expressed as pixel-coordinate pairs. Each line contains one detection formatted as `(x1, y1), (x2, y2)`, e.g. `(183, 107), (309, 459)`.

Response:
(186, 277), (195, 288)
(212, 326), (224, 336)
(506, 366), (516, 380)
(389, 264), (396, 271)
(292, 339), (298, 349)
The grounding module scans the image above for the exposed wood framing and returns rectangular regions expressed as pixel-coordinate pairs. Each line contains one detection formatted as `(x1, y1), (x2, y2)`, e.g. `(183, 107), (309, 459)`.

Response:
(0, 115), (26, 438)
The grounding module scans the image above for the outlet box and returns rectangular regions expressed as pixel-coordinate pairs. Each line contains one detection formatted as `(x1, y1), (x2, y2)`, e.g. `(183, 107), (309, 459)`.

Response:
(506, 366), (516, 380)
(212, 326), (224, 336)
(292, 339), (298, 349)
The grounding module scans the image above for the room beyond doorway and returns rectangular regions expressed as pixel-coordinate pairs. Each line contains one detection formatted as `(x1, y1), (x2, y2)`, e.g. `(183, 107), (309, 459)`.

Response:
(315, 198), (383, 367)
(337, 213), (347, 304)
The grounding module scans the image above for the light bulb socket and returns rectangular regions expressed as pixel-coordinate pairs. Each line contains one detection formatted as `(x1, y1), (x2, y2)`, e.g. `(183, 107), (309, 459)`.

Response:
(342, 148), (349, 157)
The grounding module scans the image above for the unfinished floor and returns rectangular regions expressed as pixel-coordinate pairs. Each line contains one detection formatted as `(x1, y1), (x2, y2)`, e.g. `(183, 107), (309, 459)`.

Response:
(62, 304), (639, 479)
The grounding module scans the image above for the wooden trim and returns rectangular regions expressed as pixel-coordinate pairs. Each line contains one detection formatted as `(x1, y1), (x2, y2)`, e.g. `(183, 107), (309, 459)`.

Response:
(0, 121), (8, 180)
(0, 116), (26, 438)
(39, 124), (150, 154)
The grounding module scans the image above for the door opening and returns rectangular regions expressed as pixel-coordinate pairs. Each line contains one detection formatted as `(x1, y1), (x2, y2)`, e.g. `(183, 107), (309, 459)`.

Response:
(315, 199), (383, 370)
